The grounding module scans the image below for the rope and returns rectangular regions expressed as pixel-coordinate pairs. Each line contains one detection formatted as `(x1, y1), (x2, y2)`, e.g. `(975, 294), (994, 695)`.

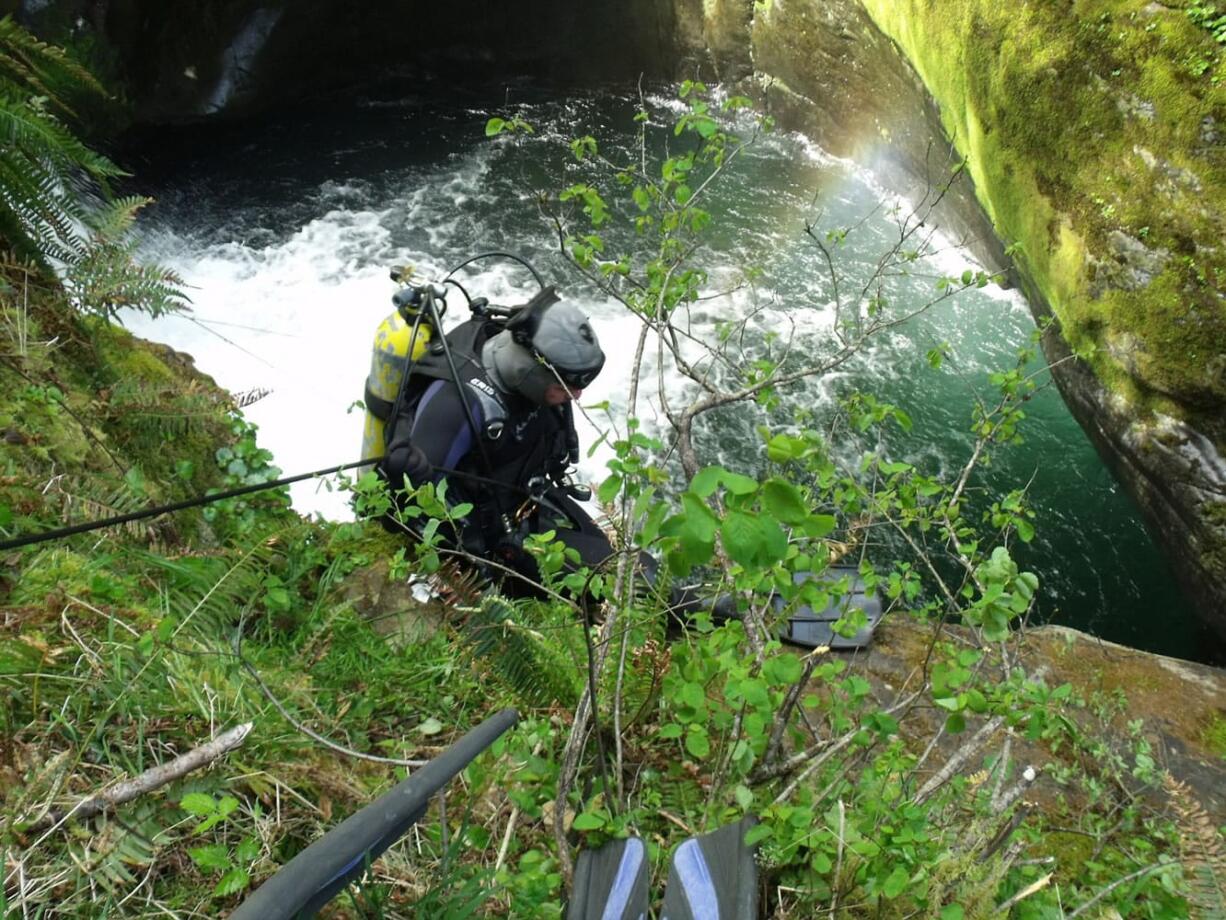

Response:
(0, 457), (561, 553)
(0, 459), (377, 552)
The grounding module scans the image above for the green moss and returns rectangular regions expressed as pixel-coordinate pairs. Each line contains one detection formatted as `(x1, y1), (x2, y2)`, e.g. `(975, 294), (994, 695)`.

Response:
(1203, 712), (1226, 759)
(859, 0), (1226, 433)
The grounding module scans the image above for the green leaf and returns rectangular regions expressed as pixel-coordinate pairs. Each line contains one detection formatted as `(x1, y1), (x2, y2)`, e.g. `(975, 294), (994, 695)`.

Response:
(188, 844), (230, 872)
(485, 117), (506, 137)
(572, 811), (606, 831)
(416, 717), (444, 736)
(597, 473), (622, 504)
(234, 836), (261, 864)
(744, 824), (773, 846)
(658, 722), (684, 740)
(180, 793), (216, 817)
(882, 865), (910, 899)
(734, 784), (754, 809)
(945, 712), (967, 733)
(804, 515), (837, 538)
(213, 866), (251, 897)
(761, 478), (809, 524)
(766, 433), (806, 463)
(766, 653), (804, 686)
(678, 492), (719, 542)
(721, 511), (763, 567)
(685, 726), (711, 759)
(691, 465), (726, 498)
(690, 465), (758, 497)
(939, 906), (965, 920)
(679, 681), (706, 710)
(217, 796), (240, 818)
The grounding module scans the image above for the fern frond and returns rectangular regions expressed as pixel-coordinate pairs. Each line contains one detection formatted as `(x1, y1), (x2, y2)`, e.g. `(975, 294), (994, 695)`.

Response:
(89, 195), (153, 241)
(0, 94), (122, 181)
(451, 594), (581, 709)
(0, 15), (109, 111)
(135, 543), (281, 636)
(65, 236), (188, 319)
(1165, 775), (1226, 918)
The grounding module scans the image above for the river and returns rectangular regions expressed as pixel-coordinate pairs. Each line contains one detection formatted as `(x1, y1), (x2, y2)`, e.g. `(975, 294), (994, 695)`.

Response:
(118, 88), (1216, 662)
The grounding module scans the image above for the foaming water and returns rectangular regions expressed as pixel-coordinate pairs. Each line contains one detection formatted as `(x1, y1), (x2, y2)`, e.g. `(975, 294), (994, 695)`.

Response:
(121, 91), (1210, 660)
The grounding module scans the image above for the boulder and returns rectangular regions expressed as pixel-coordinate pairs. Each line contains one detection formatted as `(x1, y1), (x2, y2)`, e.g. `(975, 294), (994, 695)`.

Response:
(851, 615), (1226, 822)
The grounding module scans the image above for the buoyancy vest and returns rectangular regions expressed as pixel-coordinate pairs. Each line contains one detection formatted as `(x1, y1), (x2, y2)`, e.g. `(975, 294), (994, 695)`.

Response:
(400, 318), (511, 442)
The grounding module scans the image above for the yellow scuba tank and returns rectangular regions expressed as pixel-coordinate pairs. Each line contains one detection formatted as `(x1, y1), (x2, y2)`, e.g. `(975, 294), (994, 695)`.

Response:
(360, 288), (433, 466)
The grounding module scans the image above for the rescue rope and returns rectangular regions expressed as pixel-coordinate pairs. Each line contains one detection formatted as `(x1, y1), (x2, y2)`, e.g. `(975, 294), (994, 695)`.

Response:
(0, 459), (558, 553)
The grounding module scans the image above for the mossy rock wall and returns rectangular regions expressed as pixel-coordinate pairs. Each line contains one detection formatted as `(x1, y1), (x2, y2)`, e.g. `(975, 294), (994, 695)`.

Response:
(855, 0), (1226, 638)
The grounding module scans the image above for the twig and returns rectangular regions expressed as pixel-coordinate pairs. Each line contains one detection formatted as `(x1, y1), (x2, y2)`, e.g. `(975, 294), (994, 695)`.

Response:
(1064, 862), (1166, 919)
(235, 629), (427, 770)
(21, 722), (254, 834)
(994, 873), (1052, 913)
(763, 649), (824, 772)
(495, 804), (521, 873)
(913, 715), (1005, 805)
(658, 809), (694, 835)
(829, 799), (845, 920)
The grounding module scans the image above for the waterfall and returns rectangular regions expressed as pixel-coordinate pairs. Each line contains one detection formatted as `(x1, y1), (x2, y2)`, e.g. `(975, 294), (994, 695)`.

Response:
(205, 7), (284, 115)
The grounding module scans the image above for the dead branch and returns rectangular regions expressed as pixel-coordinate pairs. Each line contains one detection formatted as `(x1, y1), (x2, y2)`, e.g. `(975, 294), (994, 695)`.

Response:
(21, 722), (254, 834)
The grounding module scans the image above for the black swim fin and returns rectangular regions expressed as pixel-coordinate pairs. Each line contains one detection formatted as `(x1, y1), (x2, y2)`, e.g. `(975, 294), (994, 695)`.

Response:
(776, 566), (882, 649)
(567, 836), (649, 920)
(659, 816), (759, 920)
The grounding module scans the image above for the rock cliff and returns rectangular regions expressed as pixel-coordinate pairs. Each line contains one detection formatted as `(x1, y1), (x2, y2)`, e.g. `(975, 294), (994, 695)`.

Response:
(853, 0), (1226, 640)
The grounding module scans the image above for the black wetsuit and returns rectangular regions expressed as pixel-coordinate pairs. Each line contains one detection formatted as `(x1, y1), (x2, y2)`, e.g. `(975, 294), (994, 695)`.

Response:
(378, 320), (614, 593)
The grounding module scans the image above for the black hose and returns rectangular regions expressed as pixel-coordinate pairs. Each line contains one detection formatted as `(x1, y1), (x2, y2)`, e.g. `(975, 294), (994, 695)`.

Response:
(228, 708), (519, 920)
(383, 308), (427, 449)
(444, 251), (545, 290)
(422, 288), (504, 529)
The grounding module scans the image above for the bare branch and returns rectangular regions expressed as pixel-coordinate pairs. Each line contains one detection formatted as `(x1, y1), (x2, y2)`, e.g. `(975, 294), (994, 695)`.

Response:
(21, 723), (254, 834)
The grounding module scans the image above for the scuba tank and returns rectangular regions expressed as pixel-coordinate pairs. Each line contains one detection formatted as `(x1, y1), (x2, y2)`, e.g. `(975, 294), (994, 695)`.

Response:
(360, 281), (435, 466)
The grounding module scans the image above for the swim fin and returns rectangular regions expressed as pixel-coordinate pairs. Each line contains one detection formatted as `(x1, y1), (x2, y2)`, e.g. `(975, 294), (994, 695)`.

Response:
(566, 836), (649, 920)
(660, 816), (759, 920)
(776, 566), (882, 649)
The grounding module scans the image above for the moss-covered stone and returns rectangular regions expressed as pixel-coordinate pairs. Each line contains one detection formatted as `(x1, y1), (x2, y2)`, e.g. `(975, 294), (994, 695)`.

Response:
(852, 0), (1226, 638)
(857, 0), (1225, 426)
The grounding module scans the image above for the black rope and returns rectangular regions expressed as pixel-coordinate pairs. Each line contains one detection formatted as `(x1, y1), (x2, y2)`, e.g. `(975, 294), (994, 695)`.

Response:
(0, 456), (558, 554)
(444, 251), (546, 290)
(0, 460), (380, 552)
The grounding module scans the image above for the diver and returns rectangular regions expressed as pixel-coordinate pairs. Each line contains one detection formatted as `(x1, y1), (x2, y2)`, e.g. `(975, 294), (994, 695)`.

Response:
(377, 286), (614, 595)
(366, 260), (880, 647)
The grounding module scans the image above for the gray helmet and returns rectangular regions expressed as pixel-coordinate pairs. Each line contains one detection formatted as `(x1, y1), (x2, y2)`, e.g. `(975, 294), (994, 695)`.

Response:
(483, 290), (605, 404)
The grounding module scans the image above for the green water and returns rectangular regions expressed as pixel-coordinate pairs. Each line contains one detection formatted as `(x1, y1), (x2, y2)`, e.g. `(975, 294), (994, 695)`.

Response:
(123, 89), (1215, 662)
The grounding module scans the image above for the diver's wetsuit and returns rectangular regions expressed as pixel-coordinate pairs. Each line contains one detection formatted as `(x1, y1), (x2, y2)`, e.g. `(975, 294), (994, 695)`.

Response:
(379, 344), (614, 594)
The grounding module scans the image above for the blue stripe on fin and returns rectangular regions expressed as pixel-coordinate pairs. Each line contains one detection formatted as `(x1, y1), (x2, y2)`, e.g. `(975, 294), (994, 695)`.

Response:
(601, 837), (646, 920)
(671, 838), (720, 920)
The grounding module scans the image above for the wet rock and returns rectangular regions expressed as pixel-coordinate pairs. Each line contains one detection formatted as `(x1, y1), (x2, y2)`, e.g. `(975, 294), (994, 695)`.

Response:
(1133, 145), (1204, 195)
(850, 615), (1226, 821)
(1089, 230), (1171, 296)
(338, 557), (444, 645)
(1201, 116), (1220, 147)
(1116, 92), (1156, 122)
(1038, 314), (1226, 642)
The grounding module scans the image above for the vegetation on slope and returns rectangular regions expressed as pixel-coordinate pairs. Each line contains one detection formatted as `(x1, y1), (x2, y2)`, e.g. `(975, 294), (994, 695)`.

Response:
(2, 18), (1221, 919)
